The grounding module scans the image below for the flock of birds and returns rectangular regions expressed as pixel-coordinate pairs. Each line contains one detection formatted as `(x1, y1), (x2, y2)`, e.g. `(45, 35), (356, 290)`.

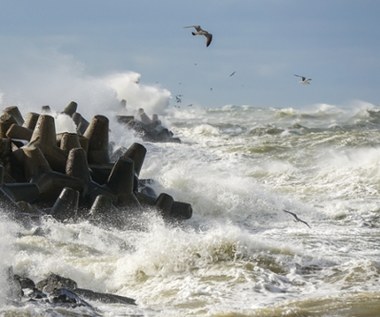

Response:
(182, 25), (313, 228)
(175, 25), (312, 109)
(183, 25), (312, 86)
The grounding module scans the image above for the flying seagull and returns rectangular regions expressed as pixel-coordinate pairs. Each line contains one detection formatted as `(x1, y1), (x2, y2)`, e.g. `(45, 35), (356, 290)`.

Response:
(294, 74), (312, 85)
(175, 94), (183, 103)
(184, 25), (213, 47)
(283, 209), (311, 228)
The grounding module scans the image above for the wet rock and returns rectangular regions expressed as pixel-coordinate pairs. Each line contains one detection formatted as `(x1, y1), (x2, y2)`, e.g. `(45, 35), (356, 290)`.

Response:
(13, 274), (36, 290)
(36, 273), (78, 293)
(12, 272), (136, 311)
(49, 288), (94, 309)
(7, 268), (23, 300)
(75, 288), (136, 305)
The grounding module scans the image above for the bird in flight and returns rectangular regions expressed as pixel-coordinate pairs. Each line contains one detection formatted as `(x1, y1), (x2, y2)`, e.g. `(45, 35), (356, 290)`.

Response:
(184, 25), (213, 47)
(229, 71), (236, 77)
(283, 209), (311, 228)
(294, 74), (312, 85)
(175, 94), (183, 103)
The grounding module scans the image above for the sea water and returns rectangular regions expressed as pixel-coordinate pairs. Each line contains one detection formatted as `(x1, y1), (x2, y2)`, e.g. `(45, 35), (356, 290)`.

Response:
(1, 101), (380, 316)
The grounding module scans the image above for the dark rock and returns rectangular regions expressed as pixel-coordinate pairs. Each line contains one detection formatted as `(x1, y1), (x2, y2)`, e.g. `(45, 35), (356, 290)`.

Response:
(75, 288), (136, 305)
(7, 268), (23, 300)
(26, 288), (47, 300)
(49, 288), (94, 310)
(13, 274), (36, 289)
(36, 273), (78, 293)
(20, 272), (137, 309)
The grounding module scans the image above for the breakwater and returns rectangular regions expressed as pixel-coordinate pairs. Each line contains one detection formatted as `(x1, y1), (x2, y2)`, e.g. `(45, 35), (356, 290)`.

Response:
(0, 102), (192, 227)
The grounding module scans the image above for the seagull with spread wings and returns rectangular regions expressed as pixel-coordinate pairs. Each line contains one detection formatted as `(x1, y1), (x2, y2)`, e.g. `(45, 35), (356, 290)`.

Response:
(283, 209), (311, 228)
(184, 25), (213, 47)
(294, 74), (312, 85)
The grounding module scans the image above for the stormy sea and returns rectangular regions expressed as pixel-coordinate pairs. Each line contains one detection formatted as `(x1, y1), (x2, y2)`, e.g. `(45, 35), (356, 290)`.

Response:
(1, 78), (380, 316)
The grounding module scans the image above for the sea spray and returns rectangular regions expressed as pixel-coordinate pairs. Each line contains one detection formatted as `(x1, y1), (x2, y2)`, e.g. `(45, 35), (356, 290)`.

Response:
(0, 214), (20, 305)
(0, 50), (172, 122)
(105, 72), (171, 116)
(1, 100), (380, 316)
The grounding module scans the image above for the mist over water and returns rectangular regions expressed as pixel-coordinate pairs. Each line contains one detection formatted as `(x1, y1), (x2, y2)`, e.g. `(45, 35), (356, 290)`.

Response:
(0, 49), (171, 119)
(1, 51), (380, 316)
(0, 215), (20, 306)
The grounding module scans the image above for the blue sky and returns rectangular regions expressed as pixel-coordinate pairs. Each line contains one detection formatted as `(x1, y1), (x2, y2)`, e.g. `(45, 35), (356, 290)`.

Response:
(0, 0), (379, 111)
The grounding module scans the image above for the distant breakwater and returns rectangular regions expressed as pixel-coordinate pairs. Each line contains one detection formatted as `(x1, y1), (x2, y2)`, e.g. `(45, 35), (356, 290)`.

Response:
(116, 100), (181, 143)
(0, 101), (192, 228)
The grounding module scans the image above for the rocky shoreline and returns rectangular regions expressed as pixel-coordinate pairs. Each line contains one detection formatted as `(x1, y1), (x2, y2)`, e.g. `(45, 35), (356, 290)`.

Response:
(116, 101), (181, 143)
(8, 271), (136, 315)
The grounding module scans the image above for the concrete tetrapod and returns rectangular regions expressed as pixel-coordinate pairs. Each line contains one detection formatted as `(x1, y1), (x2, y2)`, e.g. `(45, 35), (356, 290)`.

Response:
(6, 124), (33, 141)
(50, 187), (80, 222)
(88, 194), (123, 227)
(17, 145), (83, 204)
(106, 157), (141, 208)
(83, 115), (110, 165)
(65, 147), (117, 207)
(28, 114), (67, 172)
(0, 104), (193, 225)
(59, 132), (82, 154)
(23, 112), (40, 130)
(0, 112), (19, 138)
(72, 112), (90, 135)
(3, 106), (24, 126)
(121, 142), (146, 177)
(155, 193), (174, 218)
(62, 101), (78, 117)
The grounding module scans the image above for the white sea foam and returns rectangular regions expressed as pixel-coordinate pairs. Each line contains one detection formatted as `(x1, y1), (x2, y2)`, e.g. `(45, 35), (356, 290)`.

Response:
(104, 72), (171, 115)
(0, 215), (20, 306)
